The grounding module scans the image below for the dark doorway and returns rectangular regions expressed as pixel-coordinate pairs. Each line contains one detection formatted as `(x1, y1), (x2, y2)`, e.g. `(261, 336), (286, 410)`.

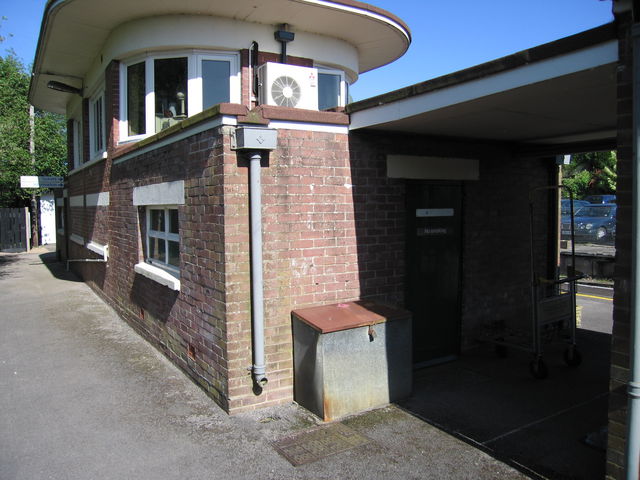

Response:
(406, 183), (462, 364)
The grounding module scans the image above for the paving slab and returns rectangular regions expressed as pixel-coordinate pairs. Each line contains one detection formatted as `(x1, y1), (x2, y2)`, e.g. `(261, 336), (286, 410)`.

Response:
(0, 248), (527, 480)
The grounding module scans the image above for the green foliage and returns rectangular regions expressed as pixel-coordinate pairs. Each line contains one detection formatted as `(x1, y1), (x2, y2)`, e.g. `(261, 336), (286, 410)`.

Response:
(561, 151), (617, 199)
(562, 169), (591, 198)
(0, 53), (67, 207)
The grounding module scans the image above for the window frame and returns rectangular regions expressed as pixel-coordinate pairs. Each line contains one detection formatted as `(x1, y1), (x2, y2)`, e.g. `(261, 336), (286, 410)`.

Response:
(72, 117), (83, 169)
(145, 206), (180, 277)
(56, 204), (65, 234)
(119, 50), (240, 143)
(124, 59), (148, 139)
(89, 87), (106, 160)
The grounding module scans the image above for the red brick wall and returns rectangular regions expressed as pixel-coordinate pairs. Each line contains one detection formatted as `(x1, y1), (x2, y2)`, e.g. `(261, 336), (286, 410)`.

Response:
(105, 60), (120, 152)
(223, 127), (359, 412)
(104, 128), (232, 408)
(463, 155), (555, 342)
(348, 131), (555, 347)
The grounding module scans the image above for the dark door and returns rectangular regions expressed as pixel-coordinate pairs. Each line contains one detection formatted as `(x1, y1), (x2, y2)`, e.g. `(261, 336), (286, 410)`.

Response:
(406, 183), (462, 364)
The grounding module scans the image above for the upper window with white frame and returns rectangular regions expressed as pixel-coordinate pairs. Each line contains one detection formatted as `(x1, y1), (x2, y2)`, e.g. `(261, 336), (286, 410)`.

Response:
(72, 118), (83, 169)
(146, 206), (180, 277)
(120, 51), (240, 142)
(89, 89), (105, 159)
(317, 67), (347, 111)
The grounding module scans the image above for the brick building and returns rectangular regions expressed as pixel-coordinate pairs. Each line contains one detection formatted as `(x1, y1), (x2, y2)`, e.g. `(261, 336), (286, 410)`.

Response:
(29, 1), (636, 477)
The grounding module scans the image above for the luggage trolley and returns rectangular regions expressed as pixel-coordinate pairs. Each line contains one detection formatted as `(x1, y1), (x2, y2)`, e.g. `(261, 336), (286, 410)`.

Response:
(489, 186), (583, 379)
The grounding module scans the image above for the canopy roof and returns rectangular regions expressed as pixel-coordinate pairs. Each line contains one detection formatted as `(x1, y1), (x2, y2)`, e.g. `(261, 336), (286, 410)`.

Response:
(30, 0), (411, 113)
(349, 24), (617, 155)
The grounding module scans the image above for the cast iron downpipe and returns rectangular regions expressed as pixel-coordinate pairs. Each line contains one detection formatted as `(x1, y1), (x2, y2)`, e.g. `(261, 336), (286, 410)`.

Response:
(249, 151), (268, 388)
(232, 127), (277, 391)
(627, 22), (640, 480)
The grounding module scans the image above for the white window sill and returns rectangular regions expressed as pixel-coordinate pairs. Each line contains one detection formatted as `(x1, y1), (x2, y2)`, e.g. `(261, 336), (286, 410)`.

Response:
(87, 241), (109, 260)
(68, 152), (107, 176)
(134, 262), (181, 291)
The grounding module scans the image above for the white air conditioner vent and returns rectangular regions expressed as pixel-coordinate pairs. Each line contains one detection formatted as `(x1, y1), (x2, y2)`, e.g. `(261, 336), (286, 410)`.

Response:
(258, 62), (318, 110)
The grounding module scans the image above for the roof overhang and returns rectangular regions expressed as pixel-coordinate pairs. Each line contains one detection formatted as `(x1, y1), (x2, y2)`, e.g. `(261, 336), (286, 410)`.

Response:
(348, 24), (618, 155)
(29, 0), (410, 114)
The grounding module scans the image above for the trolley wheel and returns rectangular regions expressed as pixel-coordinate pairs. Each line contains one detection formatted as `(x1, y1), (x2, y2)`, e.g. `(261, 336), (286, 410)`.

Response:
(563, 347), (582, 367)
(495, 344), (508, 358)
(529, 358), (549, 379)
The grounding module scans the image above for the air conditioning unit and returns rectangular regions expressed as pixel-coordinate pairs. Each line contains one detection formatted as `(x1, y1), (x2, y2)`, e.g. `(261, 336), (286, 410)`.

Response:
(257, 62), (318, 110)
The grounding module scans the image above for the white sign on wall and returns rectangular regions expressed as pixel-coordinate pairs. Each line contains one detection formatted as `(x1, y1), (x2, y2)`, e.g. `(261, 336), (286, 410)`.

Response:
(20, 176), (65, 189)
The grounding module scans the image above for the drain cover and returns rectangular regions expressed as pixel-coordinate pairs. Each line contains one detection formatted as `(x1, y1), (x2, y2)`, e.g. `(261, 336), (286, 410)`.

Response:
(273, 423), (371, 466)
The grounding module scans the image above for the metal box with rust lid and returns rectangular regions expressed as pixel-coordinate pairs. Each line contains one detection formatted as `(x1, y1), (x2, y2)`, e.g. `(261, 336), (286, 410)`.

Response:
(292, 301), (412, 421)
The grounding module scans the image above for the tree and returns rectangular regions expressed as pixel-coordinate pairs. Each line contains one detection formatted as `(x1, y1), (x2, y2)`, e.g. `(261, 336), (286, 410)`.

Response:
(561, 151), (617, 199)
(0, 52), (67, 207)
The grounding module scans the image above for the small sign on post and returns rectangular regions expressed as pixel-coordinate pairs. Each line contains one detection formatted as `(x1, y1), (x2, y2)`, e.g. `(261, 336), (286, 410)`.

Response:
(20, 176), (65, 189)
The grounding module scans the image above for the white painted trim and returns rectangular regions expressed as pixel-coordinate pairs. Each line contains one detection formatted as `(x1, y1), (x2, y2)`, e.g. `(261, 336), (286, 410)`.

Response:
(267, 120), (349, 134)
(86, 241), (109, 260)
(416, 208), (454, 218)
(350, 41), (618, 131)
(300, 0), (410, 44)
(316, 65), (347, 108)
(68, 155), (106, 176)
(133, 181), (185, 206)
(114, 115), (235, 166)
(69, 195), (84, 207)
(100, 15), (359, 85)
(70, 234), (85, 245)
(86, 192), (110, 207)
(134, 262), (181, 291)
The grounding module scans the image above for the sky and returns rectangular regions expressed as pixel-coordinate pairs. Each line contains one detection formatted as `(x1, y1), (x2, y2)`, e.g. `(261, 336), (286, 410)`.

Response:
(0, 0), (615, 101)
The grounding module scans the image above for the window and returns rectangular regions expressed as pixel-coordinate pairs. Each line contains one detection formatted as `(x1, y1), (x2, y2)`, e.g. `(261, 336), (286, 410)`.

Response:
(127, 61), (146, 136)
(89, 90), (105, 158)
(202, 58), (231, 109)
(120, 51), (240, 142)
(317, 68), (347, 110)
(155, 57), (188, 132)
(146, 207), (180, 276)
(56, 204), (65, 233)
(72, 119), (83, 168)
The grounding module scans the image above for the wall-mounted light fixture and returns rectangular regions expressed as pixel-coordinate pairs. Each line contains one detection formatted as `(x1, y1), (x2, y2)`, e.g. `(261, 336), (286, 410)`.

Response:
(47, 80), (83, 96)
(274, 24), (295, 64)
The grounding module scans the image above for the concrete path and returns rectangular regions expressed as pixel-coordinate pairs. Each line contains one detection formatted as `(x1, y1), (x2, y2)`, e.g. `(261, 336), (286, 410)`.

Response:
(0, 247), (527, 480)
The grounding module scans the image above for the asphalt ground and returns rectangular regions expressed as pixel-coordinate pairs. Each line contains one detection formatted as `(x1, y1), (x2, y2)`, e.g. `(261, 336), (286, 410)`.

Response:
(577, 284), (613, 334)
(1, 247), (527, 480)
(403, 285), (613, 480)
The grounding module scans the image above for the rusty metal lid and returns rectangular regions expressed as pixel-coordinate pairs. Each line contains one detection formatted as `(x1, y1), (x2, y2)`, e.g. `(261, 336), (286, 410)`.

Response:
(292, 301), (410, 334)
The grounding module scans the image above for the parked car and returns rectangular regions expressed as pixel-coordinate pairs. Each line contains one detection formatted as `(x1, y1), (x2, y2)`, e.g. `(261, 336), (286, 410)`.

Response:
(560, 199), (590, 239)
(561, 199), (590, 218)
(562, 203), (617, 243)
(583, 194), (616, 204)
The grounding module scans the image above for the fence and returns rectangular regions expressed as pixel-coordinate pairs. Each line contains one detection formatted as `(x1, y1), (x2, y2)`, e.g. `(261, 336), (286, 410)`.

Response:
(0, 208), (30, 252)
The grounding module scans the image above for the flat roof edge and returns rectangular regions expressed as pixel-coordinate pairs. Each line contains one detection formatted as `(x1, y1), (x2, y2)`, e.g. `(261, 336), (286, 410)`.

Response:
(347, 23), (616, 114)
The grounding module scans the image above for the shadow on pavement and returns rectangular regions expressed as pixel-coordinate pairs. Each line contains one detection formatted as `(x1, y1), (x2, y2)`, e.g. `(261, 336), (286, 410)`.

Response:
(0, 254), (20, 279)
(400, 328), (610, 480)
(37, 251), (83, 283)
